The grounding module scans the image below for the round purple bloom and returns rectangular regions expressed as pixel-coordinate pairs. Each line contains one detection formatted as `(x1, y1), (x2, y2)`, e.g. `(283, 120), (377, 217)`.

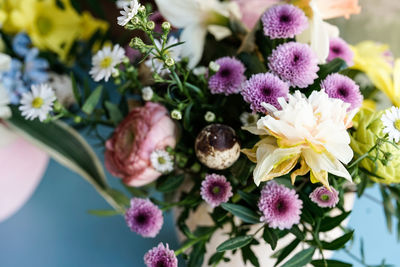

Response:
(321, 73), (362, 110)
(262, 4), (308, 39)
(125, 198), (163, 238)
(144, 243), (178, 267)
(201, 173), (233, 207)
(242, 73), (289, 113)
(268, 42), (319, 88)
(208, 57), (246, 95)
(328, 37), (354, 66)
(258, 182), (303, 230)
(309, 186), (339, 208)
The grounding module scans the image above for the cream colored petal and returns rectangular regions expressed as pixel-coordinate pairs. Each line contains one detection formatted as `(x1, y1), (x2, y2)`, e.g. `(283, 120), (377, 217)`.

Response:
(180, 24), (207, 69)
(154, 0), (201, 27)
(207, 25), (232, 41)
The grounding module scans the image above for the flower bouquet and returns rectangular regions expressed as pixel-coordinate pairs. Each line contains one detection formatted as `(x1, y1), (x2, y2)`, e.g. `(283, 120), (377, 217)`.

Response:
(2, 0), (400, 266)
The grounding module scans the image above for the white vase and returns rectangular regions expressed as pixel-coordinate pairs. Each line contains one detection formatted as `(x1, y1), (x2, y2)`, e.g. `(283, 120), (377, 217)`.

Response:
(175, 191), (355, 267)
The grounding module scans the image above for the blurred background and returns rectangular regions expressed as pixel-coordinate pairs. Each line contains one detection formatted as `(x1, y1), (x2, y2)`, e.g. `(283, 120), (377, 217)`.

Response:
(1, 0), (400, 266)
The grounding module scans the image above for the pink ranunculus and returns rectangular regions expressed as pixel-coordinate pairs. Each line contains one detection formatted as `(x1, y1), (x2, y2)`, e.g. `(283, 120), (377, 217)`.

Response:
(234, 0), (281, 30)
(315, 0), (361, 20)
(105, 102), (178, 187)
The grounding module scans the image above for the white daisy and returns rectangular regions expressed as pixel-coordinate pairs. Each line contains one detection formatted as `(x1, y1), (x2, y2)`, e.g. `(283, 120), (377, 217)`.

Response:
(141, 86), (154, 101)
(117, 0), (141, 26)
(90, 45), (126, 82)
(116, 0), (130, 9)
(19, 84), (56, 122)
(381, 106), (400, 143)
(0, 84), (11, 119)
(150, 149), (174, 173)
(145, 36), (182, 76)
(240, 112), (259, 126)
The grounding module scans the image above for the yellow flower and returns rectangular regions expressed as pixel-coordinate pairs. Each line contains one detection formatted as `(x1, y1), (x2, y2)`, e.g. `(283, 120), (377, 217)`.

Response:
(350, 108), (400, 184)
(351, 41), (400, 107)
(79, 11), (109, 41)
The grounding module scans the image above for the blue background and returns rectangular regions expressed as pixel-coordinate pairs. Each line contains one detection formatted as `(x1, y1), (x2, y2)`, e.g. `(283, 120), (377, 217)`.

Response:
(0, 157), (399, 266)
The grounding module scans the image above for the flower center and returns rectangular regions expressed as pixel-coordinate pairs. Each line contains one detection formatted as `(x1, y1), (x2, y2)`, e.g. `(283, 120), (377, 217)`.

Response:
(262, 87), (272, 96)
(155, 261), (167, 267)
(158, 156), (166, 165)
(247, 116), (256, 124)
(212, 186), (221, 195)
(276, 199), (287, 213)
(100, 57), (113, 68)
(135, 213), (148, 224)
(320, 194), (330, 202)
(292, 54), (301, 64)
(394, 120), (400, 131)
(32, 97), (44, 109)
(332, 46), (342, 54)
(280, 14), (291, 23)
(220, 68), (231, 78)
(338, 87), (349, 97)
(36, 16), (52, 36)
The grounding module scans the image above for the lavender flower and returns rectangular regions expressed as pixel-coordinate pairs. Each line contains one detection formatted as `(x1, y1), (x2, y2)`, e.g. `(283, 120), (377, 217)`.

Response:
(268, 42), (319, 88)
(200, 173), (233, 207)
(321, 73), (362, 110)
(208, 57), (246, 95)
(262, 4), (308, 39)
(258, 182), (303, 230)
(328, 37), (354, 66)
(241, 73), (289, 113)
(144, 243), (178, 267)
(125, 198), (163, 238)
(309, 186), (339, 208)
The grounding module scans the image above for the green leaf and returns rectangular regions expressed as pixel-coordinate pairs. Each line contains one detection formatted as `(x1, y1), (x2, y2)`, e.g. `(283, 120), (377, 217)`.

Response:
(311, 259), (352, 267)
(108, 189), (130, 206)
(238, 190), (258, 207)
(105, 101), (123, 125)
(321, 231), (354, 250)
(7, 107), (123, 212)
(88, 210), (123, 217)
(220, 203), (260, 224)
(82, 86), (103, 114)
(217, 235), (253, 252)
(263, 227), (278, 250)
(242, 245), (260, 267)
(123, 184), (149, 198)
(281, 247), (315, 267)
(188, 241), (206, 267)
(183, 103), (193, 131)
(208, 252), (225, 266)
(320, 212), (351, 232)
(231, 156), (253, 185)
(237, 52), (267, 76)
(156, 174), (185, 193)
(274, 239), (301, 266)
(70, 72), (81, 106)
(380, 185), (394, 233)
(289, 225), (305, 240)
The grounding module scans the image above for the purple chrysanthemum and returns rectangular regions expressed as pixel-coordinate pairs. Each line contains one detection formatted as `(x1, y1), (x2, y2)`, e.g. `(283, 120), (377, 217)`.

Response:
(208, 57), (246, 95)
(258, 182), (303, 230)
(200, 173), (233, 207)
(309, 186), (339, 208)
(321, 73), (362, 110)
(268, 42), (319, 88)
(125, 198), (163, 238)
(144, 243), (178, 267)
(262, 4), (308, 39)
(241, 73), (289, 113)
(327, 37), (354, 66)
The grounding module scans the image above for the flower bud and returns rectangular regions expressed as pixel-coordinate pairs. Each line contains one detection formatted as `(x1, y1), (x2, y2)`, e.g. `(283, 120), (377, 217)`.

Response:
(204, 111), (216, 122)
(142, 86), (154, 101)
(165, 57), (175, 67)
(161, 22), (171, 33)
(74, 116), (82, 124)
(171, 109), (182, 120)
(146, 21), (155, 31)
(130, 37), (145, 49)
(209, 61), (220, 73)
(131, 16), (140, 26)
(53, 101), (63, 112)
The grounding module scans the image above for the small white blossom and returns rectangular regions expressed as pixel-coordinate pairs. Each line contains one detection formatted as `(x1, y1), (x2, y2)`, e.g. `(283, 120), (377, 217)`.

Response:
(0, 84), (11, 119)
(150, 149), (174, 173)
(142, 86), (154, 101)
(209, 61), (220, 73)
(117, 0), (141, 27)
(90, 45), (125, 82)
(19, 84), (56, 122)
(193, 66), (207, 76)
(204, 111), (216, 122)
(116, 0), (130, 9)
(381, 106), (400, 143)
(240, 112), (259, 126)
(171, 109), (182, 120)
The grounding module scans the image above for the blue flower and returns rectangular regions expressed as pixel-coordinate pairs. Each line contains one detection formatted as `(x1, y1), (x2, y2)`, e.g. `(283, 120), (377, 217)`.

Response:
(23, 48), (49, 85)
(0, 59), (29, 104)
(12, 33), (32, 58)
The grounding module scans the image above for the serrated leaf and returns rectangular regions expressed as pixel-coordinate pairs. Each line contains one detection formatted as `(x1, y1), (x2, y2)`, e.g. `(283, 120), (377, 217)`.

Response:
(217, 236), (253, 252)
(263, 227), (278, 250)
(311, 259), (352, 267)
(321, 231), (354, 250)
(221, 203), (260, 224)
(82, 86), (103, 114)
(320, 212), (351, 232)
(281, 247), (315, 267)
(105, 101), (123, 125)
(156, 174), (185, 193)
(88, 210), (123, 216)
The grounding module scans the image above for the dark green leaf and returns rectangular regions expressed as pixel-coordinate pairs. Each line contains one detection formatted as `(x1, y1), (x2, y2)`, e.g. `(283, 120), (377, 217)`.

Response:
(281, 247), (315, 267)
(108, 189), (130, 206)
(242, 245), (260, 267)
(82, 86), (103, 114)
(263, 227), (278, 250)
(105, 101), (123, 125)
(321, 231), (354, 250)
(320, 212), (351, 232)
(221, 203), (260, 224)
(237, 52), (267, 76)
(188, 241), (206, 267)
(274, 239), (301, 266)
(123, 185), (149, 198)
(88, 210), (123, 217)
(70, 72), (81, 106)
(208, 252), (225, 266)
(311, 259), (352, 267)
(217, 236), (253, 252)
(289, 225), (305, 240)
(156, 174), (185, 193)
(183, 103), (193, 131)
(231, 156), (253, 185)
(238, 190), (258, 207)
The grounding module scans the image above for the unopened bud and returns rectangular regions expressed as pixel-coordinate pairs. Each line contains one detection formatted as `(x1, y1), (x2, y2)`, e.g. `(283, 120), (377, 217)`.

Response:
(209, 61), (220, 72)
(171, 109), (182, 120)
(146, 21), (155, 31)
(165, 57), (175, 67)
(141, 86), (154, 101)
(204, 111), (216, 122)
(130, 37), (145, 49)
(162, 22), (171, 33)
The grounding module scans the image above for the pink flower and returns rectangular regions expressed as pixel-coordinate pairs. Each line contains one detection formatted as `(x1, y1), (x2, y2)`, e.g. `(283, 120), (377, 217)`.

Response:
(315, 0), (361, 20)
(234, 0), (281, 30)
(105, 102), (178, 187)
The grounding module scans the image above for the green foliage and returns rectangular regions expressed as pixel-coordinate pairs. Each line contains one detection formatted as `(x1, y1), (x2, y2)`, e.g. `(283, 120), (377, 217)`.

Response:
(217, 235), (254, 252)
(220, 203), (260, 224)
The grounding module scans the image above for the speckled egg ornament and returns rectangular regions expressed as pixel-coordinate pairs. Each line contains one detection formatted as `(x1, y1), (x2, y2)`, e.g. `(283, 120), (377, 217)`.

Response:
(194, 124), (240, 170)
